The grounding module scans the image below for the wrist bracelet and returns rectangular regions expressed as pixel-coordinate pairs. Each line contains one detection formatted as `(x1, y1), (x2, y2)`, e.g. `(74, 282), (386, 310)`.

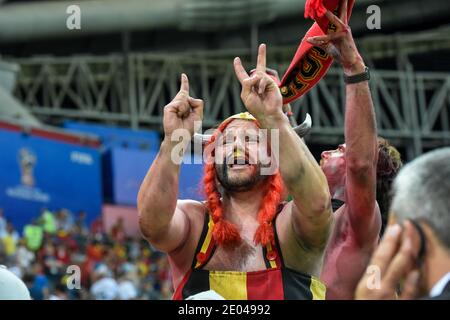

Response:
(344, 66), (370, 84)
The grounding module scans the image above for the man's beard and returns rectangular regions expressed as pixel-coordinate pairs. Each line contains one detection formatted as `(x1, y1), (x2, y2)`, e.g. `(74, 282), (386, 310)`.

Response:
(215, 161), (266, 192)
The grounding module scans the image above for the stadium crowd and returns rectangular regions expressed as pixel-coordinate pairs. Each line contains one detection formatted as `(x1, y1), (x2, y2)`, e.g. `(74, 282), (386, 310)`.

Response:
(0, 208), (173, 300)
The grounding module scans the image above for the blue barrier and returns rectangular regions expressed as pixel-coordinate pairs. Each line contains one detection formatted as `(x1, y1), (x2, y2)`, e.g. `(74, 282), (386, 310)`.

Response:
(63, 121), (160, 151)
(107, 147), (204, 206)
(0, 129), (102, 231)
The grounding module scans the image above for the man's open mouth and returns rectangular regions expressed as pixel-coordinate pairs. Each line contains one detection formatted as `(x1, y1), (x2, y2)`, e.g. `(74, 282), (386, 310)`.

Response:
(227, 156), (252, 168)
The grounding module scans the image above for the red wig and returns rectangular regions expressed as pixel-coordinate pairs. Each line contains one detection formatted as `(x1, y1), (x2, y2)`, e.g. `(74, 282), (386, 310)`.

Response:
(203, 119), (284, 248)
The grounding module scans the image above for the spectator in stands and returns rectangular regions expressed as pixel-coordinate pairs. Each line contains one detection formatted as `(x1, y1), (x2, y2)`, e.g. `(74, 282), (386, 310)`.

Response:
(23, 219), (44, 252)
(110, 217), (126, 243)
(16, 239), (35, 270)
(117, 269), (138, 300)
(0, 208), (6, 239)
(39, 208), (57, 235)
(2, 207), (174, 300)
(55, 209), (75, 234)
(25, 263), (49, 300)
(356, 148), (450, 299)
(1, 222), (20, 264)
(90, 264), (119, 300)
(48, 283), (69, 300)
(75, 211), (89, 236)
(90, 216), (104, 240)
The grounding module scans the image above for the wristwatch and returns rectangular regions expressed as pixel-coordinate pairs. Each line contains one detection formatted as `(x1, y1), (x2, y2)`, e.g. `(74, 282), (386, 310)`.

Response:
(344, 66), (370, 84)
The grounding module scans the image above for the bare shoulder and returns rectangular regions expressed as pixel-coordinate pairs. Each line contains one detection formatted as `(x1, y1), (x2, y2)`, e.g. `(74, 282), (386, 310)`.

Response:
(177, 199), (206, 220)
(275, 201), (325, 277)
(175, 199), (207, 244)
(171, 200), (207, 256)
(165, 200), (207, 287)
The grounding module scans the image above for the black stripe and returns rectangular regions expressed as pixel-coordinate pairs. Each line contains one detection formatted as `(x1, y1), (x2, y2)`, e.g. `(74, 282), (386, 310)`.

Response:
(190, 209), (210, 269)
(182, 270), (210, 299)
(273, 203), (286, 267)
(262, 245), (272, 269)
(281, 268), (314, 300)
(199, 244), (217, 270)
(331, 198), (345, 212)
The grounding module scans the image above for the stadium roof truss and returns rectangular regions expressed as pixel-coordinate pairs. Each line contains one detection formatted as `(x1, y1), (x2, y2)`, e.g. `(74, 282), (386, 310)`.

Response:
(10, 53), (450, 160)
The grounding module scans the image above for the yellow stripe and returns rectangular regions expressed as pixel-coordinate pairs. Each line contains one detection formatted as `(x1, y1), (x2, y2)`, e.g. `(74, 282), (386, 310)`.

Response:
(266, 242), (277, 269)
(310, 276), (326, 300)
(209, 271), (247, 300)
(194, 216), (215, 269)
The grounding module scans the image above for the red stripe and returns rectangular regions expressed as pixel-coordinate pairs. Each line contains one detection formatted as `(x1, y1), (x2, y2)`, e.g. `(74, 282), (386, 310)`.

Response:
(0, 120), (100, 148)
(246, 269), (284, 300)
(172, 269), (192, 300)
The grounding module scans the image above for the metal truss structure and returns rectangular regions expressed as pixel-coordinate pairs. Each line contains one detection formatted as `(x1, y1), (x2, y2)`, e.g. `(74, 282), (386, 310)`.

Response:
(10, 50), (450, 160)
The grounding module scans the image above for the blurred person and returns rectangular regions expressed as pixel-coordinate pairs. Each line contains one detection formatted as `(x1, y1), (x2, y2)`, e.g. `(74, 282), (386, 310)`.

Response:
(16, 239), (35, 269)
(1, 222), (20, 263)
(111, 217), (126, 243)
(39, 242), (58, 269)
(90, 216), (104, 240)
(300, 0), (401, 299)
(55, 242), (71, 266)
(140, 276), (160, 300)
(39, 207), (57, 235)
(7, 264), (23, 280)
(76, 211), (88, 231)
(90, 264), (119, 300)
(26, 263), (50, 300)
(356, 148), (450, 300)
(56, 209), (75, 234)
(117, 270), (138, 300)
(0, 209), (6, 239)
(128, 238), (141, 262)
(48, 283), (69, 300)
(138, 44), (332, 299)
(23, 219), (44, 252)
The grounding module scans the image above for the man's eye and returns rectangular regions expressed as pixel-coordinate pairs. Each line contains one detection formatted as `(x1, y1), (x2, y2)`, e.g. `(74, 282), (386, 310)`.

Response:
(222, 136), (234, 145)
(246, 136), (259, 143)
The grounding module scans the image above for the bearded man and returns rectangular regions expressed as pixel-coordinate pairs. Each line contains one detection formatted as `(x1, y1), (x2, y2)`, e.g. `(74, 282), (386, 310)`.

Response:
(137, 44), (333, 300)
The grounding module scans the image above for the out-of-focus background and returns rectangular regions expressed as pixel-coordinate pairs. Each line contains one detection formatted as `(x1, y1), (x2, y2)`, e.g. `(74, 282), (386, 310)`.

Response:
(0, 0), (449, 299)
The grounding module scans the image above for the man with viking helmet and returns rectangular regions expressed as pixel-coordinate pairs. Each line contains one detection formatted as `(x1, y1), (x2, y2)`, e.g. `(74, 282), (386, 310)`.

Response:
(137, 41), (333, 299)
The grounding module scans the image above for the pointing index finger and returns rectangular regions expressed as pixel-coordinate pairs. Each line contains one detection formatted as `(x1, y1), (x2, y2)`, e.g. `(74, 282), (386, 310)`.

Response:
(256, 44), (267, 73)
(180, 73), (189, 93)
(339, 0), (348, 24)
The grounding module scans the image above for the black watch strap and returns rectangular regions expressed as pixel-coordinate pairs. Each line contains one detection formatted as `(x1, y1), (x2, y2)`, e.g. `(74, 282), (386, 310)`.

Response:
(344, 66), (370, 84)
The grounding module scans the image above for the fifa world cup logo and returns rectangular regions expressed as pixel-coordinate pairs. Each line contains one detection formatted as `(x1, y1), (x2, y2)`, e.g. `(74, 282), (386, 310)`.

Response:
(19, 148), (36, 187)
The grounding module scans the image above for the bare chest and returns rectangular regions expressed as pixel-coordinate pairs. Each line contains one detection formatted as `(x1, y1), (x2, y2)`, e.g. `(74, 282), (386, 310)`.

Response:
(204, 238), (267, 272)
(321, 210), (374, 298)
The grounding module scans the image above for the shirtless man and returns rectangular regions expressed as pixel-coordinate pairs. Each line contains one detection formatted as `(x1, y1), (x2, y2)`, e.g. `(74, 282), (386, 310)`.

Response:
(306, 0), (401, 299)
(137, 44), (333, 300)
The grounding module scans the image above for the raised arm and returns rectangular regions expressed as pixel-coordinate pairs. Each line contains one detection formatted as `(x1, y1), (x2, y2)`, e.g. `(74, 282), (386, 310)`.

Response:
(233, 44), (332, 250)
(308, 1), (379, 245)
(137, 74), (204, 253)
